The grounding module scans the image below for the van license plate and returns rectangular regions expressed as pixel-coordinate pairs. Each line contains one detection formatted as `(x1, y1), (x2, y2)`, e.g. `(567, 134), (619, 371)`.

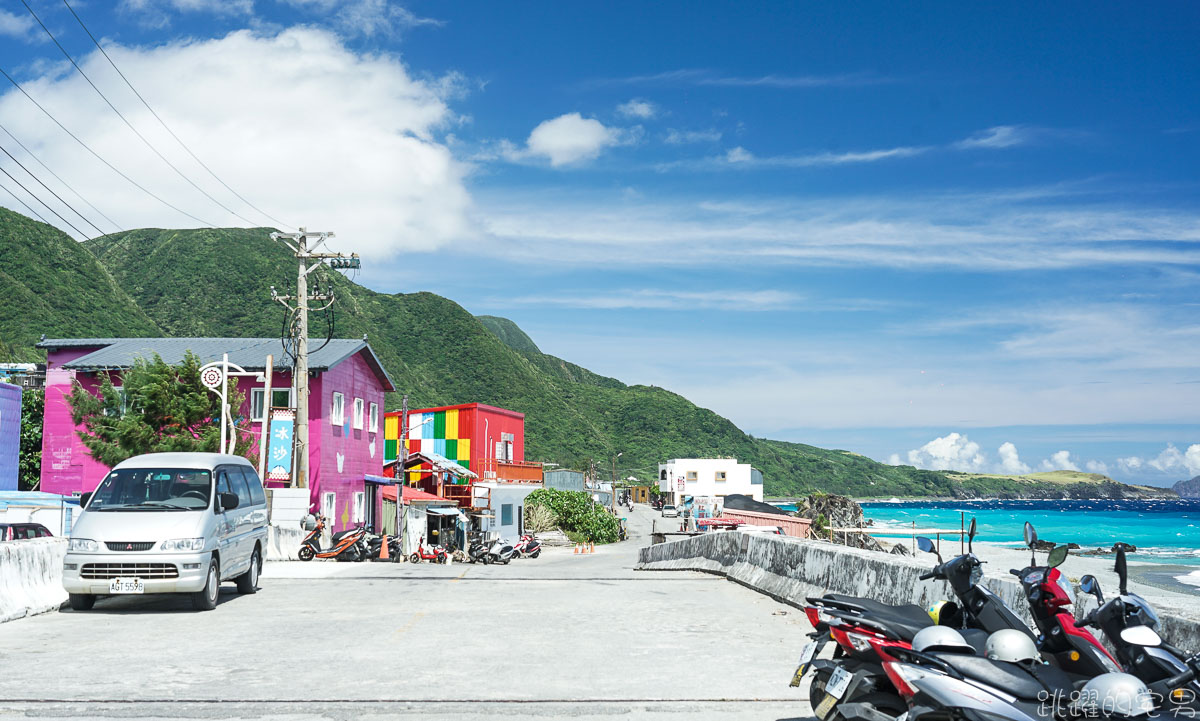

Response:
(109, 577), (144, 594)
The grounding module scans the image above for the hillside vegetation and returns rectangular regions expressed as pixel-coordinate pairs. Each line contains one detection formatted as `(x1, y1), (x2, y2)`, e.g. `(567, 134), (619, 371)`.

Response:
(0, 209), (1172, 499)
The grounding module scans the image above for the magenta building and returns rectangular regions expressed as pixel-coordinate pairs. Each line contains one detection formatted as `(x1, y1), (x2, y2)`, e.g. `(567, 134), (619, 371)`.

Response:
(37, 337), (394, 532)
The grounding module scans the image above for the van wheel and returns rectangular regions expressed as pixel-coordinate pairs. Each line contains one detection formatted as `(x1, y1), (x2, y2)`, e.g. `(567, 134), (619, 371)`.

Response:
(192, 559), (219, 611)
(236, 549), (260, 594)
(68, 593), (95, 611)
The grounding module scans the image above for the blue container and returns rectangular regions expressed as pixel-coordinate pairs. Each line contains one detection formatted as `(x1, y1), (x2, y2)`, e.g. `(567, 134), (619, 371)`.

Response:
(0, 382), (20, 491)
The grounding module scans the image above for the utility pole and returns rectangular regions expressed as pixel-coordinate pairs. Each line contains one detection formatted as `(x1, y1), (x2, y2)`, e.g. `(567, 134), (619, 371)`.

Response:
(269, 228), (360, 489)
(396, 394), (409, 548)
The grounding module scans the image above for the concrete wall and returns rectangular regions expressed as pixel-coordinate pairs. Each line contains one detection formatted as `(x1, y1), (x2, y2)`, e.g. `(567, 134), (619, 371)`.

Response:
(266, 524), (308, 561)
(637, 532), (1200, 653)
(0, 538), (67, 623)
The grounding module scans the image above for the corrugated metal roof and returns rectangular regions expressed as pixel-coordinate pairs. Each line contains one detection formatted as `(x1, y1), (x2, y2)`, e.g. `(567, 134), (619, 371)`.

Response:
(38, 337), (394, 391)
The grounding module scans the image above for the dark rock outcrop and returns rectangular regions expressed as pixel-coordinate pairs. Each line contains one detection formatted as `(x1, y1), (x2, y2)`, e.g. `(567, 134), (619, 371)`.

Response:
(795, 493), (884, 552)
(1173, 476), (1200, 499)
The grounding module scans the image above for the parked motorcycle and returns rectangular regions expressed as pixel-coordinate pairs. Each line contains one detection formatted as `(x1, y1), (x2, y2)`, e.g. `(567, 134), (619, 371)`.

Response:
(408, 539), (447, 564)
(297, 514), (368, 562)
(487, 538), (515, 564)
(364, 530), (401, 562)
(512, 534), (542, 559)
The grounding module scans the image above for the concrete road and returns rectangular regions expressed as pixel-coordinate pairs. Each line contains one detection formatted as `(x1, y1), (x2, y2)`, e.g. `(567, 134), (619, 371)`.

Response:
(0, 504), (815, 720)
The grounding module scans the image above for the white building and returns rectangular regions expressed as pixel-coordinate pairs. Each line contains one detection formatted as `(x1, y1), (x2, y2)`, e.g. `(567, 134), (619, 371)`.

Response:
(657, 458), (763, 506)
(471, 481), (542, 542)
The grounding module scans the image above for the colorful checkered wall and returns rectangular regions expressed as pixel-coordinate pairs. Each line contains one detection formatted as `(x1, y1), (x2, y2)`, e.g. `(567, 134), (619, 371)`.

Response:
(384, 408), (472, 484)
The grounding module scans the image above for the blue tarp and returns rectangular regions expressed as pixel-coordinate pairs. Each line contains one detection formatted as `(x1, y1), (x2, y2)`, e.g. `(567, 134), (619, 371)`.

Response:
(0, 383), (20, 491)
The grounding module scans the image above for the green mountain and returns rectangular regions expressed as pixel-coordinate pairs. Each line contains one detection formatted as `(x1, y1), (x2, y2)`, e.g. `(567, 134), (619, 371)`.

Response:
(0, 208), (159, 361)
(0, 209), (1174, 499)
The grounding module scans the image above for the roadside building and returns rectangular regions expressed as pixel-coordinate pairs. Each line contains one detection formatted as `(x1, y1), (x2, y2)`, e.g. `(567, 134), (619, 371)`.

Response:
(471, 481), (541, 541)
(657, 458), (764, 507)
(0, 382), (19, 491)
(376, 482), (465, 553)
(543, 468), (585, 492)
(35, 337), (394, 532)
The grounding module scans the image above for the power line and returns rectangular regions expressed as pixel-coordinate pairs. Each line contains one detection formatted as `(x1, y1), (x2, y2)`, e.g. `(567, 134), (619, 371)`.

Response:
(0, 176), (51, 225)
(0, 139), (105, 236)
(0, 120), (122, 232)
(61, 0), (293, 232)
(0, 162), (88, 238)
(20, 0), (259, 227)
(0, 65), (216, 228)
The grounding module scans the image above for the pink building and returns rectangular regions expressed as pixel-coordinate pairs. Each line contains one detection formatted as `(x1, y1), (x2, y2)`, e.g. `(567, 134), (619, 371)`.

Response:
(37, 337), (394, 532)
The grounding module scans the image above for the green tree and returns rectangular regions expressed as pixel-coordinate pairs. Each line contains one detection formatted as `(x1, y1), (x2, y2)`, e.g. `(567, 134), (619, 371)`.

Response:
(525, 488), (620, 544)
(66, 351), (254, 467)
(17, 386), (43, 491)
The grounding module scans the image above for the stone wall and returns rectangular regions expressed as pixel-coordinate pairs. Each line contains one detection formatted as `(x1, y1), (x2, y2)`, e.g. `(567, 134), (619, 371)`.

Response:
(0, 538), (68, 623)
(637, 532), (1200, 653)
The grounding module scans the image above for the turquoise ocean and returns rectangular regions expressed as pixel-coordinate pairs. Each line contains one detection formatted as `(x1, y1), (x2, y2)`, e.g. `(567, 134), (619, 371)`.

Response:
(775, 499), (1200, 592)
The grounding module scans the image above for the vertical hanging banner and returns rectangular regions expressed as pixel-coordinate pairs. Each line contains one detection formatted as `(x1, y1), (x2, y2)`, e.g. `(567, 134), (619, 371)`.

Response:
(266, 408), (296, 484)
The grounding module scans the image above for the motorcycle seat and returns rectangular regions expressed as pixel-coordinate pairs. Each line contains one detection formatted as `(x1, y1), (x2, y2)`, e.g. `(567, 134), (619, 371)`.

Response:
(818, 594), (934, 641)
(331, 529), (358, 543)
(935, 654), (1076, 701)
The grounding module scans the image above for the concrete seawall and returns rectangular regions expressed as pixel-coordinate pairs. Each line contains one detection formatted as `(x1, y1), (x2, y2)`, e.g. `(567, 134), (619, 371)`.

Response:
(0, 538), (68, 623)
(637, 532), (1200, 652)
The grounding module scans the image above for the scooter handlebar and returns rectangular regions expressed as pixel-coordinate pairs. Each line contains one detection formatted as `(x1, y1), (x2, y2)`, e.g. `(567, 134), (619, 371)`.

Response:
(919, 571), (937, 580)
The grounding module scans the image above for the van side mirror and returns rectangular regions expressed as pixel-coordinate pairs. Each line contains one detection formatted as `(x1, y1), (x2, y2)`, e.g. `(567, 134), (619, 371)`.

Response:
(219, 492), (239, 511)
(79, 492), (93, 509)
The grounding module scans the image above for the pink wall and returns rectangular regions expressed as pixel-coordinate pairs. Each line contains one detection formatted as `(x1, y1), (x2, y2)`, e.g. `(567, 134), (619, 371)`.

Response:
(39, 346), (385, 518)
(310, 352), (386, 532)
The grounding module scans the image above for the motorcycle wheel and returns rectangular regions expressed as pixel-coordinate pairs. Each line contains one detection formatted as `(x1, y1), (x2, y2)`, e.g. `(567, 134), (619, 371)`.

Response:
(409, 553), (420, 564)
(482, 555), (491, 565)
(298, 545), (315, 562)
(831, 692), (905, 721)
(502, 557), (510, 565)
(531, 550), (540, 559)
(512, 550), (521, 559)
(808, 668), (832, 709)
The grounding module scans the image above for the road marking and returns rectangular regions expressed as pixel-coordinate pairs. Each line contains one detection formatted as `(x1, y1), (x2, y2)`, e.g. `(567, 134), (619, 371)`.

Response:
(393, 611), (425, 637)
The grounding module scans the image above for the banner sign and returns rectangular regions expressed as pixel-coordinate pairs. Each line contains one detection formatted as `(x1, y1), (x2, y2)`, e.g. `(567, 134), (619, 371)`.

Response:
(266, 408), (295, 483)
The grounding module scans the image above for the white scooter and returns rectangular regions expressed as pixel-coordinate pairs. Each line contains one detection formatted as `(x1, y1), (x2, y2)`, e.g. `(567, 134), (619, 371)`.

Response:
(488, 538), (515, 565)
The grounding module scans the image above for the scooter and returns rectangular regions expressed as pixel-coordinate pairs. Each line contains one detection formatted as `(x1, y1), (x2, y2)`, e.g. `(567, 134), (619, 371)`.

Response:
(1077, 547), (1200, 714)
(364, 530), (402, 562)
(487, 538), (515, 565)
(512, 534), (542, 559)
(408, 539), (447, 564)
(298, 515), (368, 562)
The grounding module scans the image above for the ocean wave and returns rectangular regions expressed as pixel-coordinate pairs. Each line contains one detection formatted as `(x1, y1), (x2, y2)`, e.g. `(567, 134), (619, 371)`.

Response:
(1175, 570), (1200, 588)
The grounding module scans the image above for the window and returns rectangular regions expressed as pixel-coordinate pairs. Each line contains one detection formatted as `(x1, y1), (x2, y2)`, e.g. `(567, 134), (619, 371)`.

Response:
(353, 397), (364, 430)
(215, 471), (232, 513)
(331, 392), (345, 426)
(715, 471), (727, 482)
(501, 503), (513, 526)
(369, 402), (379, 433)
(227, 467), (252, 509)
(239, 467), (266, 505)
(353, 492), (365, 524)
(103, 386), (128, 418)
(321, 492), (336, 520)
(686, 471), (697, 482)
(251, 388), (294, 421)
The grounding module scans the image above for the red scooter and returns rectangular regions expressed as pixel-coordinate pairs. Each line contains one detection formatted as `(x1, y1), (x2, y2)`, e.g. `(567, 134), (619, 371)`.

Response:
(512, 534), (542, 559)
(298, 515), (368, 562)
(408, 539), (447, 564)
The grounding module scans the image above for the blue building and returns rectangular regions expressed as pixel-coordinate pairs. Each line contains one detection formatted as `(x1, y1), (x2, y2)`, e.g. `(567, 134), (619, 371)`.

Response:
(0, 382), (21, 491)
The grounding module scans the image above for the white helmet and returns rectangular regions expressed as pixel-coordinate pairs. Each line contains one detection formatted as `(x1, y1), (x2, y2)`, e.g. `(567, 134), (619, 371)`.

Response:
(912, 626), (974, 654)
(1078, 673), (1155, 718)
(985, 629), (1039, 663)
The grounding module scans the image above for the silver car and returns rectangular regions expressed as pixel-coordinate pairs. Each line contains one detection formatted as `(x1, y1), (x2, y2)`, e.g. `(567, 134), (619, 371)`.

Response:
(62, 452), (269, 611)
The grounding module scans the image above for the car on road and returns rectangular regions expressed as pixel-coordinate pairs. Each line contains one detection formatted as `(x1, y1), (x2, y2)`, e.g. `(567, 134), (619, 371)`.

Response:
(738, 525), (784, 535)
(62, 452), (269, 612)
(661, 504), (679, 518)
(1, 522), (53, 541)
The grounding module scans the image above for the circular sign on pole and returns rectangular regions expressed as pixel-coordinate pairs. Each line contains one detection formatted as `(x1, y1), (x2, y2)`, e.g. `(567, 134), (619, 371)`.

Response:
(200, 366), (223, 389)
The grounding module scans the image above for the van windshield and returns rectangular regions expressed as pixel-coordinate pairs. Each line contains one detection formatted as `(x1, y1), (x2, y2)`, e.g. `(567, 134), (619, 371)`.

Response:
(89, 468), (212, 511)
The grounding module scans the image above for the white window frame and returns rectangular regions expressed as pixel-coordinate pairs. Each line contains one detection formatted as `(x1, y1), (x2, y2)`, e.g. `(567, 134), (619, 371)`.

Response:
(331, 392), (345, 426)
(368, 402), (379, 433)
(352, 492), (365, 524)
(252, 387), (295, 421)
(352, 397), (364, 430)
(321, 492), (336, 521)
(715, 471), (727, 482)
(686, 471), (698, 482)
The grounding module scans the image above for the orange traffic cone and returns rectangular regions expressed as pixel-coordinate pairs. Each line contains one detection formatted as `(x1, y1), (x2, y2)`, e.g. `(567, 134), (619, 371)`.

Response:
(589, 542), (595, 554)
(379, 534), (389, 560)
(573, 544), (580, 554)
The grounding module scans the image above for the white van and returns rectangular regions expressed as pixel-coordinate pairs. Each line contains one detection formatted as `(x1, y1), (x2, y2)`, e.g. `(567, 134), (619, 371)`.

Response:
(62, 452), (269, 611)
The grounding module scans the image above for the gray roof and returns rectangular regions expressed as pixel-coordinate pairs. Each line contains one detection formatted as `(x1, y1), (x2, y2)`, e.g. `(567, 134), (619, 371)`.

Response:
(37, 337), (394, 391)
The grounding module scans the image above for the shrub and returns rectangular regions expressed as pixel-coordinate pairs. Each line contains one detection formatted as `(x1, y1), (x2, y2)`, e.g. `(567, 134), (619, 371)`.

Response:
(526, 488), (619, 544)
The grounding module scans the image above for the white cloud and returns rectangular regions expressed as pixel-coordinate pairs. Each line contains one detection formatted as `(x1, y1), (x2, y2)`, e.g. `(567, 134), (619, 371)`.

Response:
(512, 113), (623, 167)
(887, 453), (902, 466)
(664, 128), (722, 145)
(281, 0), (444, 37)
(119, 0), (254, 27)
(997, 442), (1030, 474)
(1124, 444), (1200, 477)
(502, 288), (801, 311)
(0, 9), (36, 40)
(1085, 460), (1110, 474)
(595, 69), (893, 89)
(906, 433), (988, 472)
(711, 144), (928, 169)
(956, 125), (1031, 150)
(1040, 450), (1081, 472)
(616, 99), (657, 119)
(0, 27), (472, 256)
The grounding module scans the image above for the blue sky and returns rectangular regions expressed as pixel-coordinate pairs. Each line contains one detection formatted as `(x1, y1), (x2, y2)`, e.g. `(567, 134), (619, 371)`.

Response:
(0, 1), (1198, 485)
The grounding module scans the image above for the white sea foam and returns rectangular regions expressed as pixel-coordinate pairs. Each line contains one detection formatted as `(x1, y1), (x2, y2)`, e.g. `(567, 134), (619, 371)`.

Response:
(1175, 570), (1200, 588)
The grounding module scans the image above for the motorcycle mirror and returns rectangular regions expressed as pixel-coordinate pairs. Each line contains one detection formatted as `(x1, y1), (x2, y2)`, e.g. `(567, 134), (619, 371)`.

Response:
(1024, 522), (1037, 548)
(916, 536), (936, 553)
(1116, 545), (1129, 595)
(968, 518), (977, 553)
(1047, 544), (1069, 568)
(1120, 626), (1162, 648)
(1079, 574), (1104, 604)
